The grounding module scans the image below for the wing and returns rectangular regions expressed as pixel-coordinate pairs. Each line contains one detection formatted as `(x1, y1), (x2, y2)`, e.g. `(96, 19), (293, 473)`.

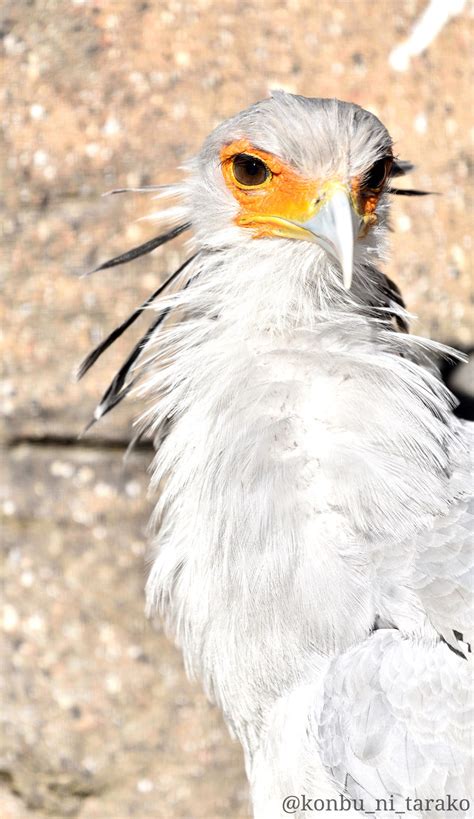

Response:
(316, 631), (471, 816)
(317, 631), (472, 814)
(250, 631), (472, 818)
(411, 419), (474, 650)
(374, 418), (473, 653)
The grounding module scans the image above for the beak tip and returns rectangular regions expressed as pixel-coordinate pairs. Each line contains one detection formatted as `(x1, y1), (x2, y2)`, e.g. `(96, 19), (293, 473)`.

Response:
(342, 256), (354, 290)
(342, 270), (353, 290)
(300, 188), (357, 292)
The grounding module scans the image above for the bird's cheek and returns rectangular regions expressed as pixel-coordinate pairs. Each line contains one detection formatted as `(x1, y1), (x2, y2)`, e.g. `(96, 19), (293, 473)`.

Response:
(235, 180), (319, 225)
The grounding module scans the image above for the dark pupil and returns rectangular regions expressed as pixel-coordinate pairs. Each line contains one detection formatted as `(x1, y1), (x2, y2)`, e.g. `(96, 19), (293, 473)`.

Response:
(233, 154), (268, 185)
(366, 158), (390, 189)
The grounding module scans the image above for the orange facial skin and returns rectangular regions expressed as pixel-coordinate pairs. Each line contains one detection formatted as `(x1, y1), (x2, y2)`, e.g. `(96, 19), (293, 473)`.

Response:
(351, 154), (393, 235)
(351, 175), (379, 236)
(220, 140), (321, 238)
(220, 139), (387, 239)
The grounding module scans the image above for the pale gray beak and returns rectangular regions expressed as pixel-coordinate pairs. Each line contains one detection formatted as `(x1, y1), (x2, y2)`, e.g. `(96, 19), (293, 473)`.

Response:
(298, 189), (361, 289)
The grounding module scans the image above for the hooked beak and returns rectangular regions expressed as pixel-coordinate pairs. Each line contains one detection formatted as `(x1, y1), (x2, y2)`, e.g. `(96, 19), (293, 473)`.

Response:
(236, 180), (363, 289)
(297, 188), (362, 290)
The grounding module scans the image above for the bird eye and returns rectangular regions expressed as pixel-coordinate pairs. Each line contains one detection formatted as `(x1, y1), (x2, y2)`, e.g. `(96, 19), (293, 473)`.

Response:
(232, 153), (270, 187)
(364, 156), (393, 191)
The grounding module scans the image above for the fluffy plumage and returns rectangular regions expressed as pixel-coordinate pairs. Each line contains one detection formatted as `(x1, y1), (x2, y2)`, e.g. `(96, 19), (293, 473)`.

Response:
(82, 92), (473, 818)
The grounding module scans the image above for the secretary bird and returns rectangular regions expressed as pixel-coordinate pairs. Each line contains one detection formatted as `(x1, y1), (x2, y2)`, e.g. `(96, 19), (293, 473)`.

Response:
(80, 92), (473, 818)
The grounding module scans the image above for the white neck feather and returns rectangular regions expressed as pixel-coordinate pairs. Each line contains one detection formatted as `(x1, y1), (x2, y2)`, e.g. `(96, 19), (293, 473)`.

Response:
(142, 243), (456, 750)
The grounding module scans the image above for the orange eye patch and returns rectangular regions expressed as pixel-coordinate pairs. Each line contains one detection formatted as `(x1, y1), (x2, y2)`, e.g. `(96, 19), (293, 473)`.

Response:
(220, 140), (321, 236)
(220, 140), (389, 237)
(351, 155), (393, 225)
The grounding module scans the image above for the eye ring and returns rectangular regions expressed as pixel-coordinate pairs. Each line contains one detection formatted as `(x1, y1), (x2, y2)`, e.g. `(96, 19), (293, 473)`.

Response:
(363, 156), (393, 192)
(231, 153), (271, 188)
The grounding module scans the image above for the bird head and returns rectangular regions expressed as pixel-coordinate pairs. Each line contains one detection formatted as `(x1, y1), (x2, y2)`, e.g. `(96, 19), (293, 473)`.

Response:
(80, 92), (421, 428)
(188, 91), (395, 289)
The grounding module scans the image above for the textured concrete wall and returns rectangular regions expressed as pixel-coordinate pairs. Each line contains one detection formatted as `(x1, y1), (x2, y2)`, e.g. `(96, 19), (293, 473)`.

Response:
(1, 1), (472, 816)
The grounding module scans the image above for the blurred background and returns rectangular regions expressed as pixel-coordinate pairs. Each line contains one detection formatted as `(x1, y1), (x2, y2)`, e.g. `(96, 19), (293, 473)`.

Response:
(1, 1), (472, 817)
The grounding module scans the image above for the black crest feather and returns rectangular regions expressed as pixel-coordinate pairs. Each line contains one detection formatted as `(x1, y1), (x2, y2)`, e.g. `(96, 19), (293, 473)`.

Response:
(389, 159), (435, 197)
(85, 221), (191, 276)
(81, 308), (170, 435)
(388, 187), (435, 197)
(391, 159), (414, 178)
(80, 256), (198, 434)
(77, 254), (197, 381)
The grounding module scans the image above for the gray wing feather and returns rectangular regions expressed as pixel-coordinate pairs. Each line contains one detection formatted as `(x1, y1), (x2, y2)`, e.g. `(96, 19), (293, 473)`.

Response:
(412, 420), (473, 647)
(317, 632), (472, 815)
